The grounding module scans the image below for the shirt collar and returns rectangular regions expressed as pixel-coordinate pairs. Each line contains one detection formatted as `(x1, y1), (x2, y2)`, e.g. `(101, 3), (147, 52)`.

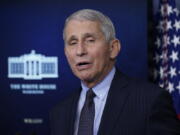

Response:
(81, 67), (116, 100)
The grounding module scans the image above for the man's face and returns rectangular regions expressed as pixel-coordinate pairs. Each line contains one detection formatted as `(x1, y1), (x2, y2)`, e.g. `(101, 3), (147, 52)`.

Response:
(64, 20), (119, 87)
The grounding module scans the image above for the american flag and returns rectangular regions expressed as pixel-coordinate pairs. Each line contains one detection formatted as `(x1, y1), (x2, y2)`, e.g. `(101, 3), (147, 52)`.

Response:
(153, 0), (180, 119)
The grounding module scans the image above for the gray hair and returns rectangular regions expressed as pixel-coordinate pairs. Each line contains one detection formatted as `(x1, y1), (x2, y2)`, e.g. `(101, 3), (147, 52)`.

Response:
(63, 9), (116, 43)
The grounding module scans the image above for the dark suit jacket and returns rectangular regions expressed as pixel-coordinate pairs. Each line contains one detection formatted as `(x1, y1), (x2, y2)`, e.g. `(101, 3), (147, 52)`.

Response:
(50, 70), (180, 135)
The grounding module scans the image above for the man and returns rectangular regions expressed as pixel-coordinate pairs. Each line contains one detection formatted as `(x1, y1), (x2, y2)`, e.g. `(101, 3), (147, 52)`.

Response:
(50, 9), (180, 135)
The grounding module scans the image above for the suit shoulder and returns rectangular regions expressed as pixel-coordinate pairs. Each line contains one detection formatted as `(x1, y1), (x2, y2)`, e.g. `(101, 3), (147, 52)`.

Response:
(117, 73), (170, 103)
(119, 75), (174, 111)
(114, 70), (167, 99)
(50, 89), (80, 114)
(127, 77), (165, 95)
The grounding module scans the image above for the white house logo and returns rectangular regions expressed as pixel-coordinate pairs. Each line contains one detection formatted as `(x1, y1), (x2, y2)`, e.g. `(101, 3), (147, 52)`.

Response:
(8, 50), (58, 80)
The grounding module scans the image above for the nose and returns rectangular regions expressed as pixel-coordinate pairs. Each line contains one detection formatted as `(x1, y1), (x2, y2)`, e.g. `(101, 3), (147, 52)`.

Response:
(76, 42), (87, 56)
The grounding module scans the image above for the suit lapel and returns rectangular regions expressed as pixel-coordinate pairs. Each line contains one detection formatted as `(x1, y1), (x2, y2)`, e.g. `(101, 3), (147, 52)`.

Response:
(98, 71), (130, 135)
(69, 89), (81, 135)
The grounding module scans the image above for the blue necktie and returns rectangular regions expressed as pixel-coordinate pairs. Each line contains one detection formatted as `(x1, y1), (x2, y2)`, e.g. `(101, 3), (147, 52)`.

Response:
(77, 89), (96, 135)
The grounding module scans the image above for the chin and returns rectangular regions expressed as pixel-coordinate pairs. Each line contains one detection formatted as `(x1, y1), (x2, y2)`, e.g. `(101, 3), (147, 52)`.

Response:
(74, 69), (95, 81)
(78, 74), (93, 82)
(79, 75), (91, 81)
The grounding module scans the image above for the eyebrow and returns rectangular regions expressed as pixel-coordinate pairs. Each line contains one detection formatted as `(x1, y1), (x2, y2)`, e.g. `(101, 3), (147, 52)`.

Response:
(82, 33), (97, 39)
(66, 32), (98, 43)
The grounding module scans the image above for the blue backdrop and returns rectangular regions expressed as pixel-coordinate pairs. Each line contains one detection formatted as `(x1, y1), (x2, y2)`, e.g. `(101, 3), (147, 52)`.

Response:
(0, 0), (147, 135)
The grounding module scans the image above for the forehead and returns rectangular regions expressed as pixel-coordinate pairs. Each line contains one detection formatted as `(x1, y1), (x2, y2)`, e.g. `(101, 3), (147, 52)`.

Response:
(64, 20), (102, 38)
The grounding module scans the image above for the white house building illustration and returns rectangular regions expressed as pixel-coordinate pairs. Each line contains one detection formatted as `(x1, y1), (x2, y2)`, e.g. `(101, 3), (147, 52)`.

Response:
(8, 50), (58, 80)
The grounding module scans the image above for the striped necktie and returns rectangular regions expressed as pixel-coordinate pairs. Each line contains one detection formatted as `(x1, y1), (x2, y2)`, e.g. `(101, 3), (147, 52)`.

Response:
(77, 89), (96, 135)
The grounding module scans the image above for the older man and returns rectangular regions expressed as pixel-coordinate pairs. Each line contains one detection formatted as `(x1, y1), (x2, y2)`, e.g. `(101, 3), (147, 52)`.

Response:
(50, 9), (180, 135)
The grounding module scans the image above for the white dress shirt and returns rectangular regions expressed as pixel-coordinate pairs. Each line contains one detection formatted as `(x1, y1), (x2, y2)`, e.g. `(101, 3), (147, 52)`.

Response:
(74, 67), (116, 135)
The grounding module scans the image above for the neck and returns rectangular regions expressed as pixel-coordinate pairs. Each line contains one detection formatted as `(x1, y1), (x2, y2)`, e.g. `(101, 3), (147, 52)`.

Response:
(83, 65), (114, 88)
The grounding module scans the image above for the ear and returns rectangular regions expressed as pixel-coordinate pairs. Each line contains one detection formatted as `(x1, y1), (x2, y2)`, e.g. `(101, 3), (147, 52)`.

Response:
(64, 45), (68, 57)
(109, 39), (121, 59)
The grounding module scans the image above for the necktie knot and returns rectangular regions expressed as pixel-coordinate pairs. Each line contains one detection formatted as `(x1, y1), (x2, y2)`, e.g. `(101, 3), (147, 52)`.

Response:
(86, 89), (96, 106)
(87, 89), (96, 99)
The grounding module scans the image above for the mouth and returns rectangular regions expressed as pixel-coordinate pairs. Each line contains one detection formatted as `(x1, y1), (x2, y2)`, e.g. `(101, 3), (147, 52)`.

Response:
(76, 61), (92, 70)
(78, 62), (90, 66)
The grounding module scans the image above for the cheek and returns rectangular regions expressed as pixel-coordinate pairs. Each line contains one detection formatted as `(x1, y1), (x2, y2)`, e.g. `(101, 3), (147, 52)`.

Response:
(66, 54), (75, 69)
(94, 52), (108, 68)
(66, 50), (74, 63)
(68, 57), (75, 67)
